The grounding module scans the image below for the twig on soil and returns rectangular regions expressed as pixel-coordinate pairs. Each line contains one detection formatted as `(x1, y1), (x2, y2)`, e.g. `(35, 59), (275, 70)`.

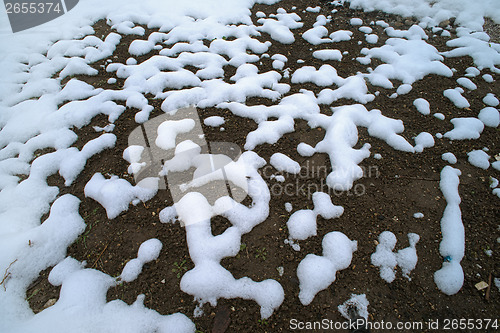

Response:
(1, 259), (18, 291)
(485, 273), (492, 301)
(388, 175), (439, 182)
(92, 243), (109, 269)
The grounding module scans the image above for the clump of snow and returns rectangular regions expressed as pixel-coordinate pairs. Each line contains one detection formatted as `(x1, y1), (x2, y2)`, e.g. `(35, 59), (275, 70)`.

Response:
(123, 145), (146, 175)
(362, 37), (453, 89)
(467, 150), (490, 169)
(371, 231), (420, 282)
(285, 202), (293, 213)
(444, 118), (484, 140)
(483, 93), (499, 107)
(478, 107), (500, 128)
(330, 30), (353, 42)
(442, 152), (457, 164)
(297, 142), (316, 157)
(396, 84), (412, 95)
(297, 232), (357, 305)
(465, 67), (480, 77)
(443, 88), (470, 108)
(365, 34), (379, 44)
(84, 173), (158, 219)
(156, 119), (196, 150)
(172, 151), (284, 319)
(204, 116), (225, 127)
(303, 26), (333, 45)
(396, 233), (420, 279)
(414, 132), (435, 153)
(434, 113), (445, 120)
(270, 153), (301, 174)
(483, 74), (494, 83)
(306, 6), (321, 13)
(413, 212), (424, 219)
(287, 192), (344, 242)
(371, 231), (398, 282)
(257, 9), (303, 44)
(456, 77), (477, 90)
(121, 238), (163, 282)
(350, 18), (363, 26)
(312, 49), (342, 61)
(434, 166), (464, 295)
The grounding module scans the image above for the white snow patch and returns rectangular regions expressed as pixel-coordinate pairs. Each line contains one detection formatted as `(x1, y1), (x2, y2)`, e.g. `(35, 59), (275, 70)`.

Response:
(287, 192), (344, 241)
(297, 232), (357, 305)
(483, 93), (499, 107)
(434, 166), (464, 295)
(413, 98), (430, 115)
(441, 152), (457, 164)
(444, 118), (484, 140)
(312, 49), (342, 61)
(121, 238), (163, 282)
(84, 173), (158, 219)
(414, 132), (435, 153)
(371, 231), (419, 282)
(478, 107), (500, 128)
(204, 116), (225, 127)
(456, 77), (477, 90)
(467, 150), (490, 169)
(443, 88), (470, 108)
(270, 153), (301, 174)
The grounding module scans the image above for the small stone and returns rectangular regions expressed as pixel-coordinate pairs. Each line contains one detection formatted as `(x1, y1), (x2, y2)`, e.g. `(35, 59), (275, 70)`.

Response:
(475, 281), (488, 290)
(161, 279), (165, 284)
(43, 298), (57, 309)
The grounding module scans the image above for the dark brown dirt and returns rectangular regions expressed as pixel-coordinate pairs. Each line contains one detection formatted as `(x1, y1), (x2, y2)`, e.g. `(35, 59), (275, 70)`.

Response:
(25, 1), (499, 332)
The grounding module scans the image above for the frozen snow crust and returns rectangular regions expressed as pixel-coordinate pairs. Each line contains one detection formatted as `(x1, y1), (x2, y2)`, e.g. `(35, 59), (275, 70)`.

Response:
(0, 0), (499, 330)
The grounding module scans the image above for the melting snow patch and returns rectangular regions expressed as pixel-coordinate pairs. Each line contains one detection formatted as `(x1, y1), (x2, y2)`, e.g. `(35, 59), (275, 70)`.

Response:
(413, 212), (424, 219)
(204, 116), (225, 127)
(84, 173), (158, 219)
(371, 231), (419, 282)
(467, 150), (490, 169)
(478, 107), (500, 128)
(171, 151), (285, 319)
(483, 74), (494, 83)
(434, 166), (464, 295)
(287, 192), (344, 242)
(297, 232), (357, 305)
(441, 152), (457, 164)
(413, 98), (430, 115)
(456, 77), (477, 90)
(414, 132), (435, 153)
(350, 18), (363, 26)
(443, 88), (470, 108)
(312, 49), (343, 61)
(444, 118), (484, 140)
(483, 93), (499, 107)
(120, 239), (163, 282)
(434, 113), (445, 120)
(330, 30), (353, 42)
(270, 153), (301, 174)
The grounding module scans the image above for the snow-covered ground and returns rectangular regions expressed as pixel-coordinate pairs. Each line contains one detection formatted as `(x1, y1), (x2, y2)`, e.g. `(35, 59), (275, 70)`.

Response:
(0, 0), (499, 331)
